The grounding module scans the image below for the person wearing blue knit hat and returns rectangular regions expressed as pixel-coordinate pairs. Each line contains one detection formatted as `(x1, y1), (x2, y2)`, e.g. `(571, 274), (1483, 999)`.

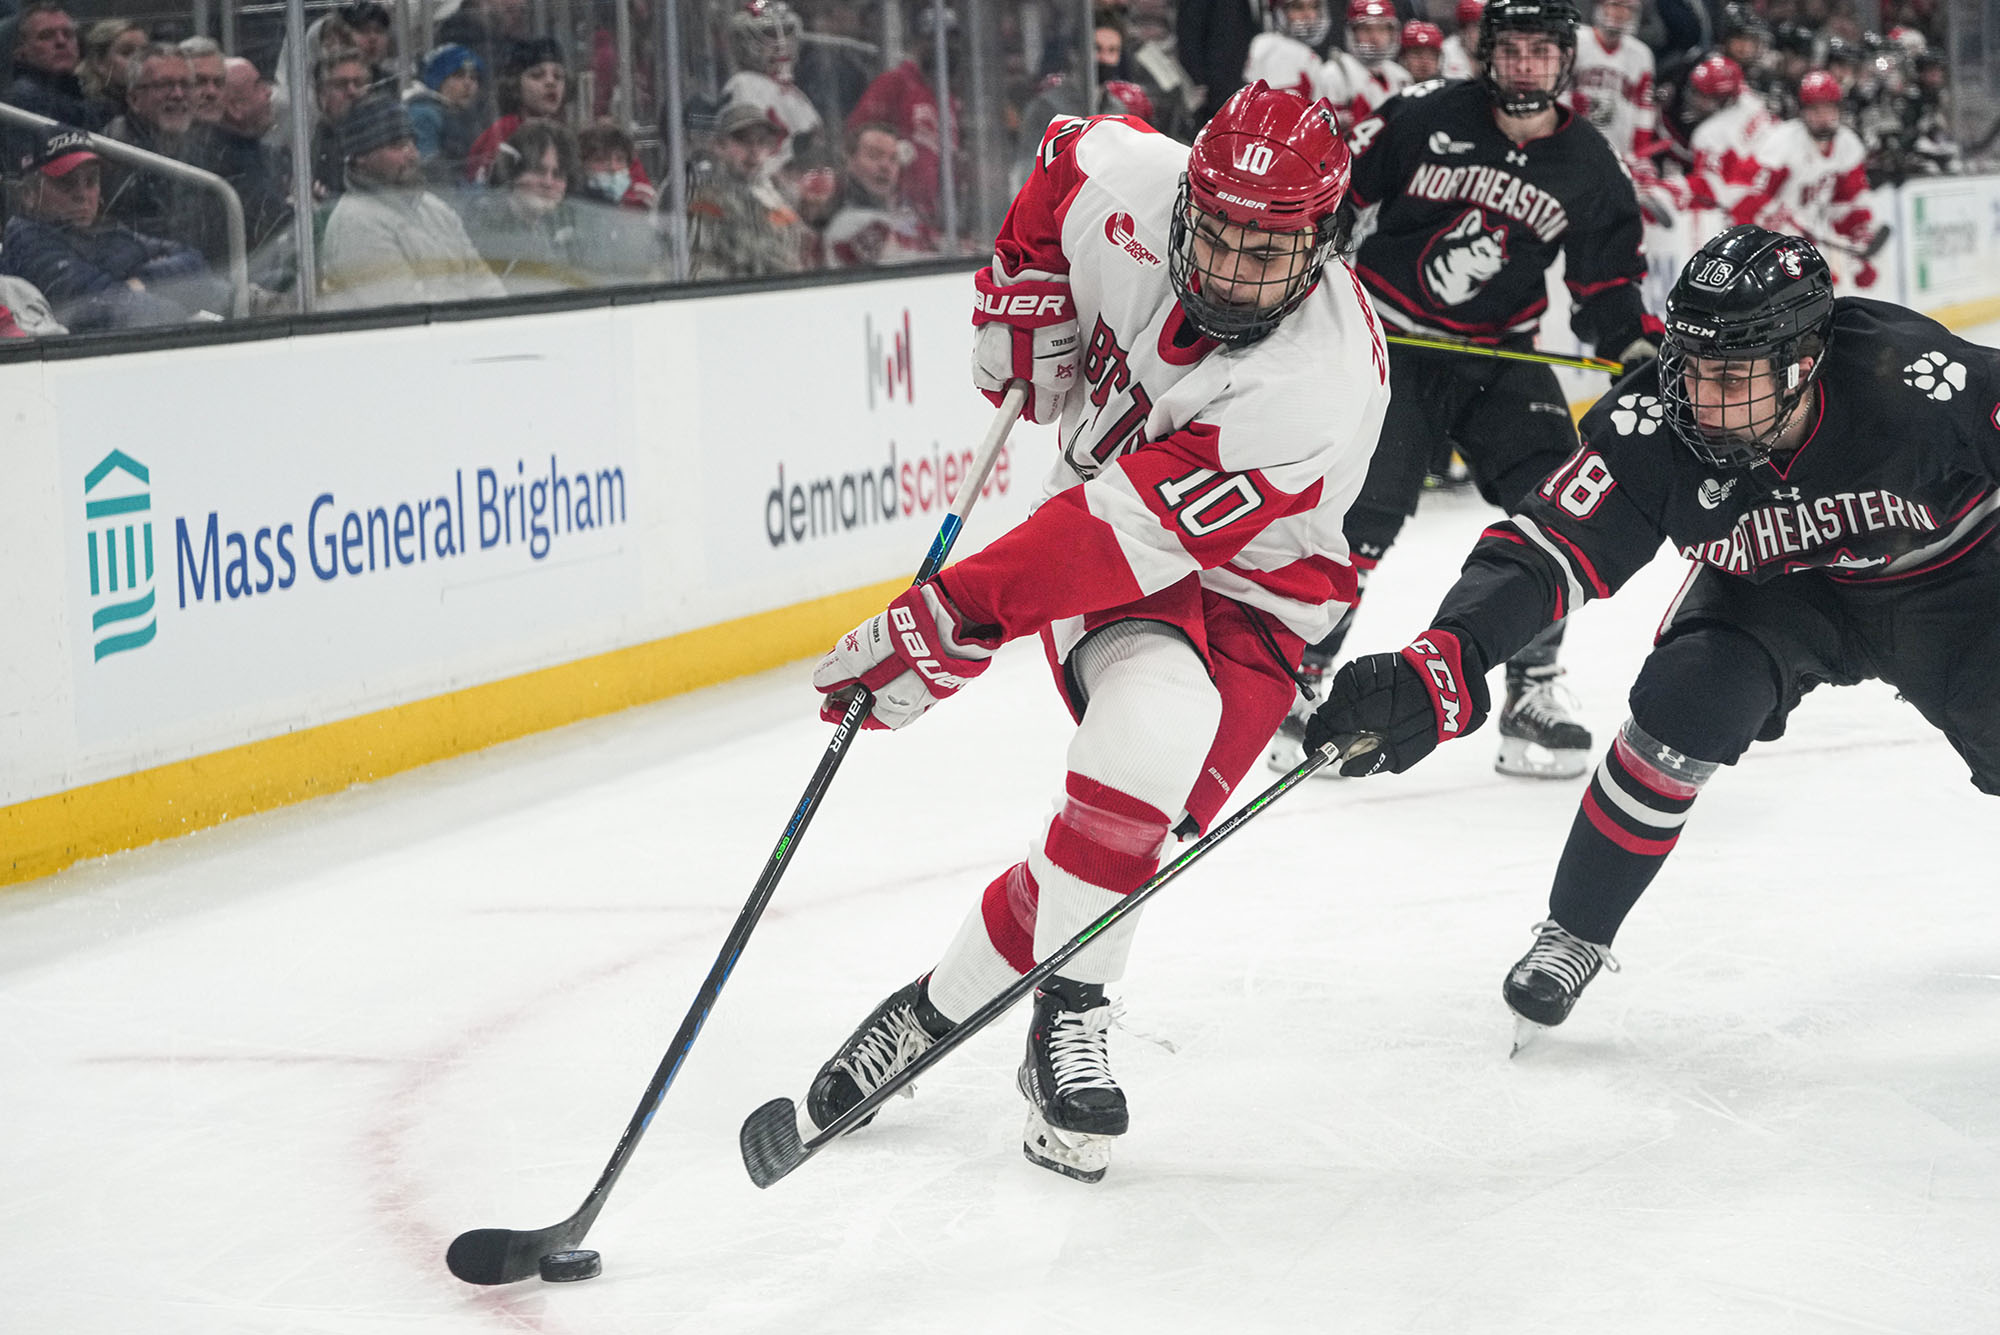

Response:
(405, 42), (490, 184)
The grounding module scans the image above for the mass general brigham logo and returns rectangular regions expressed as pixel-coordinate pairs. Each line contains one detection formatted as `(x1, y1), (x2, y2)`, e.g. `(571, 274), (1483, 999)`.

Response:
(82, 449), (158, 660)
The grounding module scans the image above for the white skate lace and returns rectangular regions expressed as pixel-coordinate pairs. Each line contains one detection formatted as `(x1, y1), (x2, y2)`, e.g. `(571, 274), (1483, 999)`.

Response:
(1509, 675), (1584, 730)
(1048, 1002), (1121, 1094)
(835, 1006), (933, 1092)
(1516, 919), (1620, 992)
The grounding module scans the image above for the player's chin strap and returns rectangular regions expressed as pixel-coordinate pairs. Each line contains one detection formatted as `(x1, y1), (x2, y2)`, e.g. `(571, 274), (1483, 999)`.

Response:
(1385, 332), (1625, 375)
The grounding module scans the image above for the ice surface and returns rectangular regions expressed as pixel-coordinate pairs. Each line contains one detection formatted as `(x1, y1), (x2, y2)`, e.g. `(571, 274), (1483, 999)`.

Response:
(5, 332), (1999, 1333)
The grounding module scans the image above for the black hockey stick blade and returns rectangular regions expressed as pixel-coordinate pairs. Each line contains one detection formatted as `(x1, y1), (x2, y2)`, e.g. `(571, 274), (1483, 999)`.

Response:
(740, 1098), (808, 1188)
(447, 1222), (582, 1286)
(738, 733), (1379, 1186)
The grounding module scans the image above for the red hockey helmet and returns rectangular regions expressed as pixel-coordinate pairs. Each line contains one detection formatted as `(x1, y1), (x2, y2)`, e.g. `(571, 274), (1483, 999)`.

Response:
(1100, 78), (1155, 124)
(1798, 69), (1843, 105)
(1456, 0), (1485, 28)
(1348, 0), (1401, 60)
(1688, 52), (1744, 100)
(1402, 20), (1446, 49)
(1172, 80), (1350, 344)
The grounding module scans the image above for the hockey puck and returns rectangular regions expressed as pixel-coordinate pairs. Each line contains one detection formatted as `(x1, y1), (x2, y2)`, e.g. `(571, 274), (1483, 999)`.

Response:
(537, 1250), (601, 1283)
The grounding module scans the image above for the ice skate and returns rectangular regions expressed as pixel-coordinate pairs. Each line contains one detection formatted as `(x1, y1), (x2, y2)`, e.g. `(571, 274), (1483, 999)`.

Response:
(805, 973), (954, 1131)
(1017, 976), (1127, 1183)
(1495, 665), (1592, 780)
(1504, 919), (1618, 1056)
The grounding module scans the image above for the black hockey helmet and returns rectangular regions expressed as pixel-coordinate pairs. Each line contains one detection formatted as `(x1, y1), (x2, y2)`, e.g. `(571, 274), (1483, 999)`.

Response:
(1718, 2), (1770, 44)
(1658, 225), (1834, 469)
(1476, 0), (1579, 115)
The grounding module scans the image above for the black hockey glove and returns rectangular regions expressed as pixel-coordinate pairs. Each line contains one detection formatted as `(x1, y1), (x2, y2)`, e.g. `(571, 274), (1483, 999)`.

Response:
(1304, 630), (1491, 777)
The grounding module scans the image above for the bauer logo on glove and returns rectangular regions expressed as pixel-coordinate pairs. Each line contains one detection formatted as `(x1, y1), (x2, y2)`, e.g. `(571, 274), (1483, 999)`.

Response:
(814, 582), (1003, 730)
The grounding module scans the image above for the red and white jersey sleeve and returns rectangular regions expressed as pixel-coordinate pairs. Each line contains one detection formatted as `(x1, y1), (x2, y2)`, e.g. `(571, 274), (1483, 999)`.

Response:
(1440, 35), (1477, 81)
(1243, 32), (1328, 102)
(1565, 29), (1655, 160)
(1732, 119), (1872, 241)
(1319, 51), (1411, 131)
(942, 115), (1392, 646)
(1688, 92), (1775, 213)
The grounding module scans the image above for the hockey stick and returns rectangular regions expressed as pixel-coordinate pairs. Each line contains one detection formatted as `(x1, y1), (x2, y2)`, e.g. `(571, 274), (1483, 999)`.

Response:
(445, 382), (1030, 1286)
(738, 732), (1381, 1188)
(1385, 333), (1625, 376)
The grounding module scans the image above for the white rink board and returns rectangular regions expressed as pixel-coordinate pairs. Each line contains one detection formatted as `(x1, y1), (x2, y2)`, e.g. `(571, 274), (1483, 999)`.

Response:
(0, 271), (1034, 805)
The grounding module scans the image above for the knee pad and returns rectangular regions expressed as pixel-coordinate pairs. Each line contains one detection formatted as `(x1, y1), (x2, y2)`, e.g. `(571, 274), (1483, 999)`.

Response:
(1629, 628), (1779, 766)
(1612, 716), (1720, 795)
(1041, 777), (1171, 896)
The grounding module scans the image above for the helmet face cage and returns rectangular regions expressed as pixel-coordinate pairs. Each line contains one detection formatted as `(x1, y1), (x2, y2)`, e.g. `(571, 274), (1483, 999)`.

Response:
(1593, 0), (1638, 38)
(1348, 0), (1401, 61)
(1478, 0), (1579, 115)
(1168, 174), (1337, 347)
(730, 1), (801, 78)
(1273, 0), (1334, 47)
(1658, 333), (1825, 469)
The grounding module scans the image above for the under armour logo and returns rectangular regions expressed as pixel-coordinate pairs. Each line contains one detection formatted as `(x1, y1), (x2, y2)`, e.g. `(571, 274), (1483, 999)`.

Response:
(1505, 149), (1528, 166)
(1769, 486), (1802, 502)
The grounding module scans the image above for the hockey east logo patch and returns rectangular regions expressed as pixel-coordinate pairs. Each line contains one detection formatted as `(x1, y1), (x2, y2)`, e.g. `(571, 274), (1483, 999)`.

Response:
(1902, 351), (1966, 401)
(1608, 392), (1663, 437)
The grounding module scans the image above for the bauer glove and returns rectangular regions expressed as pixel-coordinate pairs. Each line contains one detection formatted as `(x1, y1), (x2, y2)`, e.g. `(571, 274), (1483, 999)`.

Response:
(1304, 630), (1490, 776)
(970, 266), (1080, 424)
(814, 581), (1003, 730)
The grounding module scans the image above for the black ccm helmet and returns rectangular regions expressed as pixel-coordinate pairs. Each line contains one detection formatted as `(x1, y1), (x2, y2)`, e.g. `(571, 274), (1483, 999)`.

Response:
(1658, 225), (1834, 470)
(1478, 0), (1579, 116)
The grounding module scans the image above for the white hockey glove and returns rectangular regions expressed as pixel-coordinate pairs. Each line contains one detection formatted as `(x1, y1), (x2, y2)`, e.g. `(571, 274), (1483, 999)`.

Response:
(971, 265), (1080, 425)
(813, 582), (1002, 730)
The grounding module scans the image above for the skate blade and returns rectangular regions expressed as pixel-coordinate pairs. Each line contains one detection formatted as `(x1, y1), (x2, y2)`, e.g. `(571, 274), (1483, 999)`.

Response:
(1494, 737), (1590, 780)
(1022, 1109), (1115, 1184)
(1509, 1014), (1550, 1058)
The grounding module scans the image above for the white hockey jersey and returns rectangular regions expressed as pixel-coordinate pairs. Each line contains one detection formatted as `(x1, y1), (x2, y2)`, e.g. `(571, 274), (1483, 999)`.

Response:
(1733, 118), (1874, 245)
(1688, 90), (1776, 214)
(720, 70), (823, 173)
(1440, 34), (1478, 81)
(1243, 31), (1326, 101)
(951, 115), (1392, 645)
(1320, 49), (1411, 130)
(1566, 27), (1655, 160)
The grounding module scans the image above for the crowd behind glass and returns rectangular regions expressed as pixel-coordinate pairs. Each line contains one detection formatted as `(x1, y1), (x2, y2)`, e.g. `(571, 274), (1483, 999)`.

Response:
(0, 0), (1970, 339)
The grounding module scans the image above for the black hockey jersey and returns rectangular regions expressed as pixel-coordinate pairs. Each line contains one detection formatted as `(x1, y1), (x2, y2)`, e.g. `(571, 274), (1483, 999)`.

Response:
(1345, 78), (1653, 353)
(1431, 299), (2000, 666)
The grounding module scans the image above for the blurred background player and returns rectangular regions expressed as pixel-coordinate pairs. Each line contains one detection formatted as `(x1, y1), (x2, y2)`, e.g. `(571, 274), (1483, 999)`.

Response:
(1244, 0), (1339, 101)
(1400, 21), (1445, 85)
(797, 84), (1389, 1184)
(1267, 0), (1659, 782)
(1320, 0), (1410, 127)
(1301, 227), (2000, 1050)
(1441, 0), (1484, 81)
(1565, 0), (1653, 167)
(721, 0), (823, 179)
(1733, 71), (1888, 291)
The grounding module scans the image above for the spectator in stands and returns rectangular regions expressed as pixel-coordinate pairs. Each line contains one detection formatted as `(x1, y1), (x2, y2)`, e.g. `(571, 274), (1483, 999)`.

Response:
(791, 0), (878, 133)
(212, 57), (292, 253)
(687, 98), (814, 279)
(462, 120), (596, 293)
(1122, 0), (1200, 140)
(319, 93), (506, 308)
(589, 0), (656, 121)
(339, 1), (397, 82)
(405, 43), (489, 185)
(0, 125), (227, 332)
(6, 3), (90, 135)
(1175, 0), (1261, 124)
(79, 19), (146, 129)
(180, 37), (226, 126)
(311, 47), (372, 198)
(820, 119), (937, 268)
(576, 118), (657, 209)
(102, 44), (233, 266)
(464, 36), (569, 182)
(846, 4), (963, 232)
(437, 0), (532, 117)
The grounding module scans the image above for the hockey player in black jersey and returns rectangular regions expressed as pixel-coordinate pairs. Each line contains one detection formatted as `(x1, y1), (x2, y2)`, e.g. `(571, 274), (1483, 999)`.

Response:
(1266, 0), (1662, 781)
(1304, 225), (2000, 1046)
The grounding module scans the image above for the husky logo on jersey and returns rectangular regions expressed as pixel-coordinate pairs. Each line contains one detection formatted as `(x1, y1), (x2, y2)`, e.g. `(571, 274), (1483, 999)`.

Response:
(1104, 212), (1161, 265)
(1426, 129), (1475, 154)
(1902, 351), (1967, 401)
(1232, 143), (1276, 175)
(1420, 209), (1509, 306)
(1609, 392), (1663, 437)
(1697, 476), (1739, 509)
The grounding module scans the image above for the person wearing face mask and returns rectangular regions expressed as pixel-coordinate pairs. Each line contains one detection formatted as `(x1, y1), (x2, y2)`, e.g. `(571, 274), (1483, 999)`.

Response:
(1731, 71), (1887, 290)
(575, 118), (657, 210)
(405, 43), (491, 187)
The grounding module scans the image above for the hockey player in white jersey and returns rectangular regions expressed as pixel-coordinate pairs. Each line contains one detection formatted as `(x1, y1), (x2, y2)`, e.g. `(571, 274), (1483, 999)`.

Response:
(1321, 0), (1411, 128)
(1244, 0), (1339, 100)
(1566, 0), (1655, 162)
(1733, 71), (1887, 290)
(719, 0), (823, 176)
(1685, 53), (1775, 219)
(796, 84), (1390, 1183)
(1401, 20), (1446, 83)
(1441, 0), (1484, 80)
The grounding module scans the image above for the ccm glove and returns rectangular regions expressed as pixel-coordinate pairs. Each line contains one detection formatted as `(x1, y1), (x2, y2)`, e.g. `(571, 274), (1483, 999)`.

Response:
(814, 581), (1003, 730)
(1304, 630), (1490, 776)
(970, 266), (1080, 424)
